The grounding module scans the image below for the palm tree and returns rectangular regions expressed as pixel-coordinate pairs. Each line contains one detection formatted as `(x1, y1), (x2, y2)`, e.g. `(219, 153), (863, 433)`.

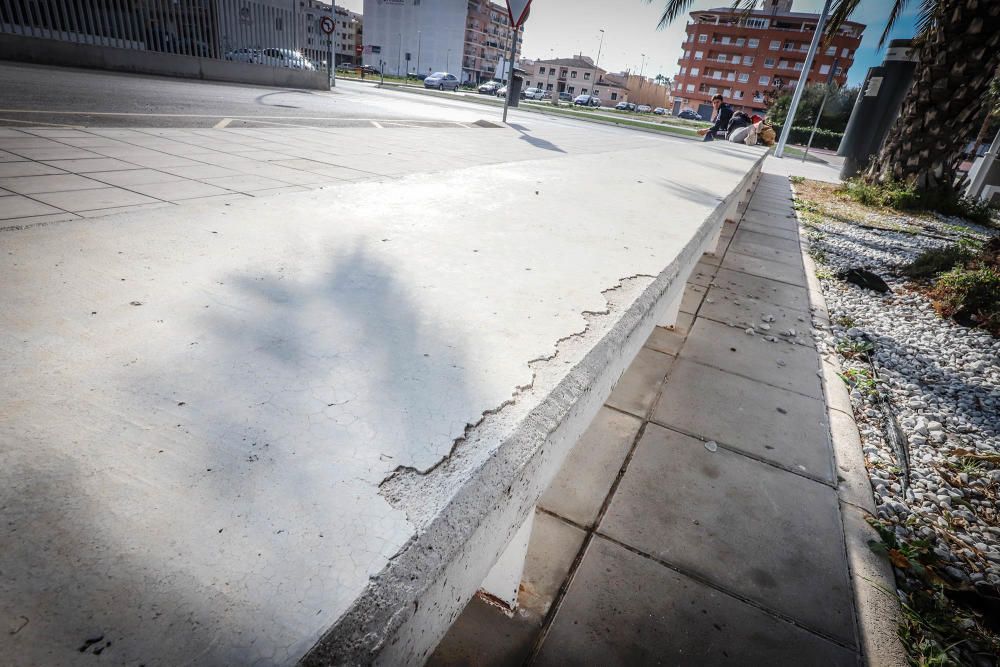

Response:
(648, 0), (1000, 197)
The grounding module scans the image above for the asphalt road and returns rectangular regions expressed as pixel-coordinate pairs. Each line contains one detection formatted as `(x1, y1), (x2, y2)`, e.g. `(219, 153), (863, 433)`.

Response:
(0, 61), (532, 128)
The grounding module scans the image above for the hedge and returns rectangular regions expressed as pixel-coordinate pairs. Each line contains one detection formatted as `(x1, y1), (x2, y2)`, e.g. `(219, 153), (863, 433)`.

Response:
(770, 124), (844, 151)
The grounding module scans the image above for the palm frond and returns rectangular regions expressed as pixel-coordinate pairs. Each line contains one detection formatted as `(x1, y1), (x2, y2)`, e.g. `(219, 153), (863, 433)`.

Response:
(642, 0), (696, 30)
(823, 0), (863, 44)
(877, 0), (922, 48)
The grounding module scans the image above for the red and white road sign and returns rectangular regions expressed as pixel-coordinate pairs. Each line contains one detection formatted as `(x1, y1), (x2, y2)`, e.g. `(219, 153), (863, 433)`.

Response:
(505, 0), (531, 27)
(319, 16), (335, 34)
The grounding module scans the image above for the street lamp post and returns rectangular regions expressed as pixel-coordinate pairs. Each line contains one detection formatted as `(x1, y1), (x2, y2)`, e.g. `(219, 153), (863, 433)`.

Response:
(416, 30), (421, 78)
(592, 28), (605, 106)
(397, 32), (402, 77)
(775, 0), (832, 158)
(447, 49), (451, 73)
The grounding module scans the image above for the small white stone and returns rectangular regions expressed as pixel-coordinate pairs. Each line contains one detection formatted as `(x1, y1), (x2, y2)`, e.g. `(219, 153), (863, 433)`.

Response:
(704, 440), (718, 452)
(745, 328), (755, 335)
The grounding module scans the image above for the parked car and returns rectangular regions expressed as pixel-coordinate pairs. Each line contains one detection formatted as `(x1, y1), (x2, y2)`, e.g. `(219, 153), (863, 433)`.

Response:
(558, 91), (573, 102)
(677, 109), (703, 120)
(521, 87), (545, 100)
(653, 107), (667, 115)
(259, 48), (315, 70)
(614, 101), (630, 111)
(424, 72), (460, 90)
(573, 94), (601, 107)
(478, 80), (502, 94)
(496, 85), (507, 97)
(336, 63), (357, 72)
(637, 104), (652, 113)
(226, 48), (260, 64)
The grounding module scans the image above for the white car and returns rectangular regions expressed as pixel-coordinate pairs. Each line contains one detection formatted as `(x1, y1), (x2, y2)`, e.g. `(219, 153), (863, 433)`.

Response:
(637, 104), (652, 113)
(259, 48), (315, 70)
(653, 107), (667, 115)
(521, 87), (545, 100)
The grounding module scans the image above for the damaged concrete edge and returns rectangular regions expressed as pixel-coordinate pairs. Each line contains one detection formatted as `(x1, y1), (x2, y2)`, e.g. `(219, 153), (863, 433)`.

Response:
(297, 153), (767, 667)
(795, 199), (908, 667)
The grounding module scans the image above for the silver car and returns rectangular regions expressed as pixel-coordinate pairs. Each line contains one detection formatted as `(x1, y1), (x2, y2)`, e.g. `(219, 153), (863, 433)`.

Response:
(259, 48), (315, 70)
(521, 87), (545, 100)
(424, 72), (460, 91)
(226, 48), (259, 64)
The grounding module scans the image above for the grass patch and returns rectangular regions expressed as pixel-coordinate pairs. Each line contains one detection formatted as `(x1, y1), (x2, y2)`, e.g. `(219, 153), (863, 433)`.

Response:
(835, 338), (874, 360)
(903, 244), (978, 281)
(839, 179), (996, 228)
(835, 314), (856, 328)
(789, 175), (805, 184)
(929, 265), (1000, 334)
(838, 366), (877, 395)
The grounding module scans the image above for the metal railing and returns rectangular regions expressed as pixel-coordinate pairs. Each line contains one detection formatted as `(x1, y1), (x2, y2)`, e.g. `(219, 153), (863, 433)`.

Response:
(0, 0), (333, 68)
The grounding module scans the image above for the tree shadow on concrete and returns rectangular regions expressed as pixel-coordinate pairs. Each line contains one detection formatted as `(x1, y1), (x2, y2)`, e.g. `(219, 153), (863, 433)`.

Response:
(2, 244), (479, 665)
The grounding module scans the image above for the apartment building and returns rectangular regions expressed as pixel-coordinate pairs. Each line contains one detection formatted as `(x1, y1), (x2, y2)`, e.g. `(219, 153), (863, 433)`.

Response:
(299, 1), (362, 67)
(520, 56), (629, 105)
(672, 0), (864, 118)
(362, 0), (521, 82)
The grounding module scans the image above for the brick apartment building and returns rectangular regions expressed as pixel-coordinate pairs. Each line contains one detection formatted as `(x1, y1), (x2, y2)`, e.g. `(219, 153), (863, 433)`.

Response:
(671, 0), (864, 119)
(520, 56), (672, 108)
(362, 0), (521, 82)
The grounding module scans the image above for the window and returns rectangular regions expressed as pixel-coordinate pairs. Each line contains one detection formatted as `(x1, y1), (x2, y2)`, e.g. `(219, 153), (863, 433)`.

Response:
(721, 36), (730, 44)
(690, 67), (699, 76)
(726, 73), (734, 81)
(723, 89), (731, 97)
(748, 38), (759, 48)
(743, 55), (753, 65)
(745, 18), (768, 28)
(835, 66), (843, 75)
(794, 61), (803, 70)
(687, 33), (694, 42)
(753, 92), (764, 101)
(712, 71), (721, 79)
(825, 46), (836, 56)
(764, 57), (774, 68)
(582, 88), (588, 94)
(800, 43), (809, 52)
(695, 51), (703, 60)
(738, 73), (749, 82)
(570, 70), (577, 78)
(779, 60), (790, 69)
(709, 86), (718, 95)
(759, 75), (770, 85)
(731, 55), (740, 63)
(611, 92), (618, 100)
(568, 86), (575, 94)
(736, 38), (745, 47)
(679, 66), (686, 75)
(698, 34), (707, 43)
(769, 40), (780, 50)
(539, 66), (545, 74)
(842, 48), (850, 58)
(819, 64), (830, 75)
(686, 83), (694, 92)
(734, 90), (744, 99)
(682, 50), (688, 60)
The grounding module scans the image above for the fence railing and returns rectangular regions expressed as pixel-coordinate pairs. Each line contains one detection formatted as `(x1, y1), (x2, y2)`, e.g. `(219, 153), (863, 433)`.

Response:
(0, 0), (335, 68)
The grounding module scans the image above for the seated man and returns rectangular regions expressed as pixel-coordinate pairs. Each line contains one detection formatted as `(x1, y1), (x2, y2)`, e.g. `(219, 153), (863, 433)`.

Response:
(697, 94), (733, 142)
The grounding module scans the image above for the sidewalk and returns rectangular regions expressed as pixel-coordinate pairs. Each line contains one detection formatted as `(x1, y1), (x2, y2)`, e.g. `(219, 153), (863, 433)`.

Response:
(431, 156), (891, 665)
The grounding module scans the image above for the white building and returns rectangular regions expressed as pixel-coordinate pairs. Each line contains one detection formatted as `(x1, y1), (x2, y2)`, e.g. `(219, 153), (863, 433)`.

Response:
(362, 0), (521, 82)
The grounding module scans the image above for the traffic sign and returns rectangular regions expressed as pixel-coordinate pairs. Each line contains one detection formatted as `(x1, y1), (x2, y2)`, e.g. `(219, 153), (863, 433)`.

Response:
(505, 0), (531, 27)
(319, 16), (335, 34)
(355, 44), (363, 55)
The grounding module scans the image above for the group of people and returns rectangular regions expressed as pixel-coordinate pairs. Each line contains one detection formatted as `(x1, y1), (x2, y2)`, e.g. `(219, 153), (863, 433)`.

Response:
(696, 94), (776, 146)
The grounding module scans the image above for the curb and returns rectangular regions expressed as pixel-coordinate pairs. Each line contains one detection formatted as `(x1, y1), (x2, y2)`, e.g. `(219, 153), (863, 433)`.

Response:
(796, 207), (908, 666)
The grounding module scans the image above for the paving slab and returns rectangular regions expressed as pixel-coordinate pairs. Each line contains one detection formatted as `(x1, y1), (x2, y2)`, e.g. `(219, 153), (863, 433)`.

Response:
(600, 424), (856, 645)
(124, 180), (234, 201)
(6, 147), (105, 161)
(732, 227), (802, 251)
(83, 168), (186, 187)
(28, 187), (162, 212)
(652, 359), (834, 482)
(534, 535), (857, 667)
(605, 347), (675, 419)
(698, 286), (813, 343)
(429, 511), (586, 667)
(739, 220), (801, 240)
(740, 211), (799, 232)
(679, 281), (707, 315)
(539, 407), (642, 528)
(709, 267), (812, 312)
(681, 318), (822, 398)
(0, 161), (67, 178)
(724, 238), (805, 268)
(0, 173), (111, 195)
(0, 194), (65, 219)
(39, 158), (140, 173)
(721, 250), (808, 286)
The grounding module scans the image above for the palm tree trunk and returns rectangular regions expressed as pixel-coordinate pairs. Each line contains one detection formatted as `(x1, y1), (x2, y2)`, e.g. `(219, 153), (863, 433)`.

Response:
(864, 0), (1000, 195)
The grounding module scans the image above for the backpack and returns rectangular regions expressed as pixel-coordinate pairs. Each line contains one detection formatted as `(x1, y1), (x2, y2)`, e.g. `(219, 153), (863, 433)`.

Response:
(727, 111), (752, 133)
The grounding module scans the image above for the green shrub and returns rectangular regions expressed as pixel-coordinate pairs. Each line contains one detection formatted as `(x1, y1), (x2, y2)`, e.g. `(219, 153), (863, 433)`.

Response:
(839, 179), (996, 226)
(902, 245), (976, 281)
(930, 265), (1000, 333)
(769, 125), (844, 151)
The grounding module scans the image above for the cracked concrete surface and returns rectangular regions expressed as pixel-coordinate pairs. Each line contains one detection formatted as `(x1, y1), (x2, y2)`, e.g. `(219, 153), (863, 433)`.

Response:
(1, 137), (763, 665)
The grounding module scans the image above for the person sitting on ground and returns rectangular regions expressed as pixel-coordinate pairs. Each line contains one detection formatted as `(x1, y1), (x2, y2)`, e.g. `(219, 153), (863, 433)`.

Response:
(697, 94), (733, 142)
(728, 113), (763, 145)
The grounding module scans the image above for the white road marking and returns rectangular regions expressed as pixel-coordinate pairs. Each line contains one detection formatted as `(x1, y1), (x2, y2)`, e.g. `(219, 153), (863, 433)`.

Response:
(213, 117), (233, 129)
(0, 117), (84, 129)
(0, 109), (473, 123)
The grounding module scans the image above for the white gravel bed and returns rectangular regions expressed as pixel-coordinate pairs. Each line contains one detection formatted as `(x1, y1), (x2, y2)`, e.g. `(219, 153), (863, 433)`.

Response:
(797, 197), (1000, 589)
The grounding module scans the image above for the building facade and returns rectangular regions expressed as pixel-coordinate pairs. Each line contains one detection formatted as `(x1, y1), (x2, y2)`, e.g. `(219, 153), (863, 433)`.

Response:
(671, 0), (864, 118)
(298, 1), (362, 67)
(520, 56), (629, 106)
(362, 0), (521, 82)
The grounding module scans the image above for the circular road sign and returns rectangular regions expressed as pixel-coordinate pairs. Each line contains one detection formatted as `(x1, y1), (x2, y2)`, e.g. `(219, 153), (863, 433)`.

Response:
(319, 16), (335, 34)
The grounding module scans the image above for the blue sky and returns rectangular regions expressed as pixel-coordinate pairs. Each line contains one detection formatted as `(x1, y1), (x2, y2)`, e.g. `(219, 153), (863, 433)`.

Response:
(338, 1), (920, 87)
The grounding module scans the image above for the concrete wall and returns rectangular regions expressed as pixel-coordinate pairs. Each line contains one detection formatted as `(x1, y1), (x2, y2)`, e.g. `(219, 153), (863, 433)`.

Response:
(0, 34), (329, 90)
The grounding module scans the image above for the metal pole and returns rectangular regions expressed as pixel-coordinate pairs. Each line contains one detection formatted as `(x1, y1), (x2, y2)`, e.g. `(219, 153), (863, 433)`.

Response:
(801, 87), (829, 162)
(331, 0), (337, 87)
(502, 23), (518, 123)
(775, 0), (832, 158)
(592, 28), (604, 105)
(397, 31), (401, 77)
(416, 30), (421, 77)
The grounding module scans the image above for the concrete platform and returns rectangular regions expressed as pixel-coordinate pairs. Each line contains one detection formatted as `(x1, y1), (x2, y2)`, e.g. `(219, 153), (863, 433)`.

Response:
(0, 135), (764, 665)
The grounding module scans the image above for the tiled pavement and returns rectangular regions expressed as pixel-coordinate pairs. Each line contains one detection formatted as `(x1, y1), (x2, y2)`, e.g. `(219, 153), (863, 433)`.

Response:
(0, 123), (654, 229)
(431, 161), (866, 666)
